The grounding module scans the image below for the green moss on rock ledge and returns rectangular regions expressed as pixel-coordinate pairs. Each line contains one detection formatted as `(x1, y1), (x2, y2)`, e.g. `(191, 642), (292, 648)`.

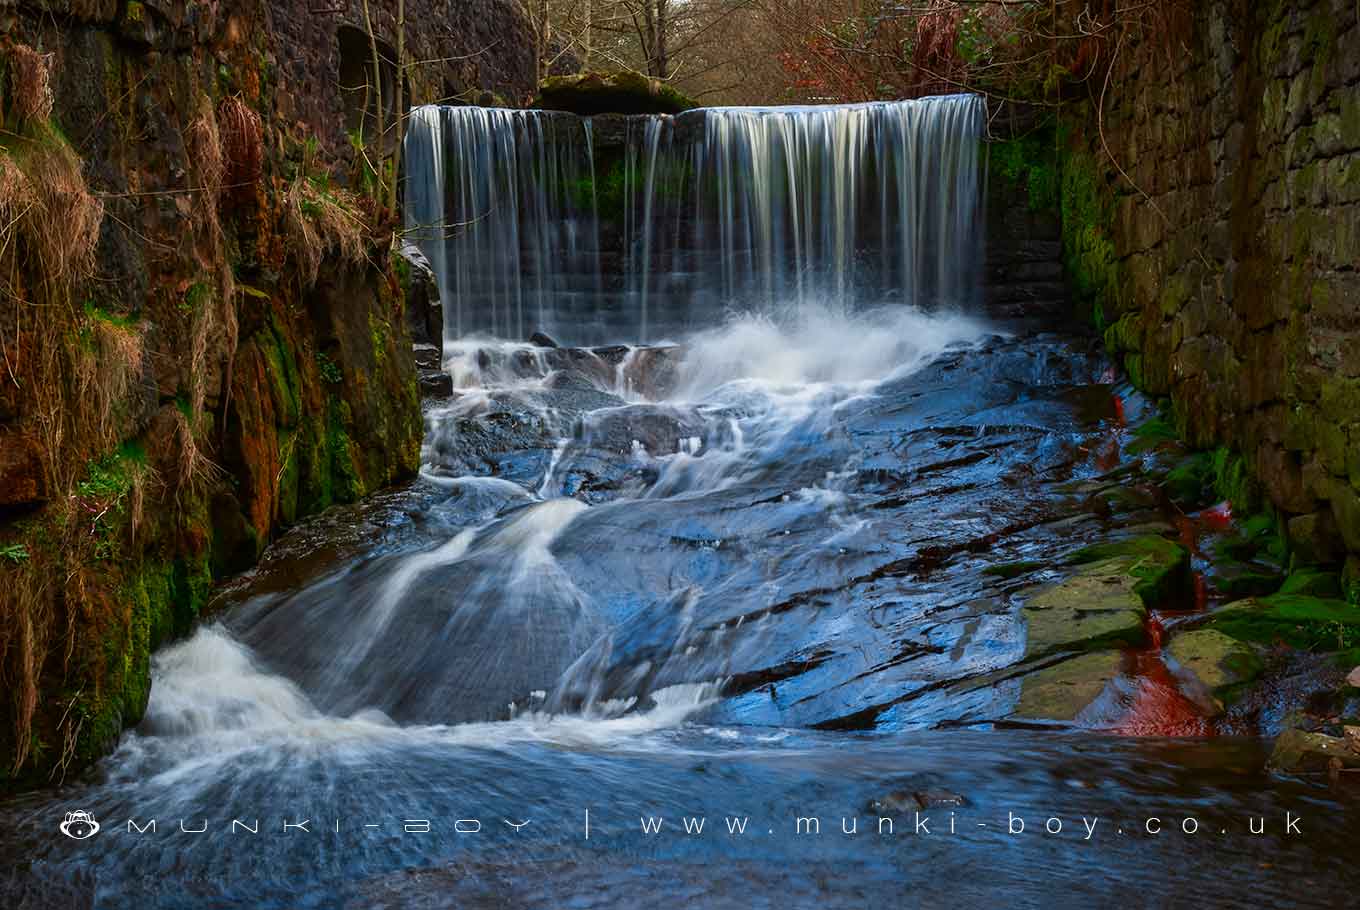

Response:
(535, 71), (697, 116)
(1064, 535), (1192, 607)
(1014, 650), (1122, 721)
(1210, 593), (1360, 652)
(1165, 629), (1264, 706)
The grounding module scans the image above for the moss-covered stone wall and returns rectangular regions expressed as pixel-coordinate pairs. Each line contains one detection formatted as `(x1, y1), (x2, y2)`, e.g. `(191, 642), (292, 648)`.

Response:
(0, 0), (453, 790)
(1062, 0), (1360, 562)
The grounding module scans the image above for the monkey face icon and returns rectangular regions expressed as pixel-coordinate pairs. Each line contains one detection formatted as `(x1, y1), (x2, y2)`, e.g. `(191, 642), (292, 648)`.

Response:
(59, 810), (100, 840)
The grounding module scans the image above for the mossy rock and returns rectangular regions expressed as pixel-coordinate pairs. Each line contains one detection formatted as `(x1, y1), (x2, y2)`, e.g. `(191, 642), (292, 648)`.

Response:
(1213, 562), (1283, 598)
(1278, 567), (1343, 598)
(1064, 535), (1191, 607)
(1163, 455), (1210, 503)
(1166, 629), (1264, 697)
(983, 560), (1043, 579)
(535, 71), (697, 116)
(1021, 558), (1149, 659)
(1014, 650), (1122, 721)
(1268, 728), (1360, 773)
(1212, 593), (1360, 652)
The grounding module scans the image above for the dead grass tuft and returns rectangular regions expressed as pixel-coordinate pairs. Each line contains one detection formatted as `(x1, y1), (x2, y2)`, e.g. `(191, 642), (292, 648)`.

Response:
(217, 95), (263, 190)
(10, 45), (54, 122)
(1, 556), (54, 775)
(84, 317), (144, 445)
(284, 177), (368, 287)
(187, 102), (225, 232)
(0, 156), (36, 243)
(3, 133), (104, 293)
(170, 407), (223, 504)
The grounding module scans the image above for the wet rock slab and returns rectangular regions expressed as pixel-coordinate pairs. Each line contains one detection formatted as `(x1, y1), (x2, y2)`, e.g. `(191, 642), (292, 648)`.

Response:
(1014, 651), (1123, 722)
(1020, 561), (1148, 659)
(1269, 728), (1360, 773)
(1166, 629), (1264, 704)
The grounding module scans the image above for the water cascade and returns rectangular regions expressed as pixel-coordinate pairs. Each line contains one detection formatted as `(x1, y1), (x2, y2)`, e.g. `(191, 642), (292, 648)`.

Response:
(404, 95), (986, 345)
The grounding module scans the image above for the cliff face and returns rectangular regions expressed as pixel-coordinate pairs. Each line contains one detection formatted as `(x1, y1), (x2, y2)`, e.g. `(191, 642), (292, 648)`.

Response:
(1061, 0), (1360, 564)
(0, 1), (536, 789)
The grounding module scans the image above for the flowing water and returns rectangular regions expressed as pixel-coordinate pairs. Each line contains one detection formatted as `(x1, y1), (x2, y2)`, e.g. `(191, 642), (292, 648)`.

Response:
(3, 97), (1357, 908)
(403, 96), (984, 344)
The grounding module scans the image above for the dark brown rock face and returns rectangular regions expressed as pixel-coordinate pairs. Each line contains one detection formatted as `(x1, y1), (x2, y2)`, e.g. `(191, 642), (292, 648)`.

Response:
(0, 0), (535, 790)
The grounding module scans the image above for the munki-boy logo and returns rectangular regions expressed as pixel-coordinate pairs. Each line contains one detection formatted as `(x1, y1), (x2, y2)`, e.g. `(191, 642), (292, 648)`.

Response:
(59, 810), (100, 840)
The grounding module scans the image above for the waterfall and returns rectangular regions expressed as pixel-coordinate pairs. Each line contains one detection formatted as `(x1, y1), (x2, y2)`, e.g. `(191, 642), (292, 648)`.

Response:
(404, 95), (986, 346)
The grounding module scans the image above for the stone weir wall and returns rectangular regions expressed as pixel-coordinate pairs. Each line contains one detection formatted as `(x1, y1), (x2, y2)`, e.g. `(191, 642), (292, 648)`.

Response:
(1059, 0), (1360, 562)
(0, 1), (536, 790)
(559, 111), (1067, 327)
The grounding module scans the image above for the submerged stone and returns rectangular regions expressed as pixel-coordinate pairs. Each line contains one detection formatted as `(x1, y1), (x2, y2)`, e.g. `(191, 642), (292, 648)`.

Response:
(1014, 650), (1122, 721)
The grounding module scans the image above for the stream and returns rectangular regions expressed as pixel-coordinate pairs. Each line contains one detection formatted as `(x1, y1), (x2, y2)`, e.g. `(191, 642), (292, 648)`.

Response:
(2, 96), (1357, 907)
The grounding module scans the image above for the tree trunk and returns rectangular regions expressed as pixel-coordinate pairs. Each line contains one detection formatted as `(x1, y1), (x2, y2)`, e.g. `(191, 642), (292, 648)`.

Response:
(387, 0), (404, 215)
(361, 0), (387, 201)
(654, 0), (668, 79)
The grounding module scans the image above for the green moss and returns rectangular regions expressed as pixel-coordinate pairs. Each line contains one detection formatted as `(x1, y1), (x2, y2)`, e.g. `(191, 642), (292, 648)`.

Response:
(1164, 453), (1210, 503)
(257, 315), (303, 423)
(1059, 140), (1121, 329)
(1166, 629), (1264, 698)
(83, 299), (139, 328)
(316, 350), (343, 385)
(1216, 566), (1284, 598)
(1123, 352), (1145, 388)
(1208, 447), (1259, 512)
(569, 163), (623, 221)
(1066, 535), (1191, 607)
(989, 132), (1059, 213)
(326, 396), (363, 503)
(983, 560), (1043, 579)
(1279, 568), (1343, 598)
(180, 281), (212, 314)
(76, 443), (148, 558)
(1127, 414), (1179, 455)
(290, 396), (365, 517)
(1014, 650), (1122, 721)
(391, 250), (412, 293)
(369, 313), (389, 369)
(1022, 560), (1149, 659)
(535, 71), (697, 116)
(1213, 593), (1360, 652)
(64, 547), (216, 771)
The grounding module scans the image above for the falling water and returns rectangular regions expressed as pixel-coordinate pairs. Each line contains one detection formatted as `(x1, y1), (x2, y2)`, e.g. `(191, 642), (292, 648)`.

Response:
(404, 95), (986, 345)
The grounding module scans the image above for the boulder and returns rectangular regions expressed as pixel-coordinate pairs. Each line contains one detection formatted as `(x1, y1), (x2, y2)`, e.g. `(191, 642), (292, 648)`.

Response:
(396, 241), (443, 346)
(1268, 728), (1360, 773)
(1165, 629), (1263, 701)
(1278, 567), (1343, 598)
